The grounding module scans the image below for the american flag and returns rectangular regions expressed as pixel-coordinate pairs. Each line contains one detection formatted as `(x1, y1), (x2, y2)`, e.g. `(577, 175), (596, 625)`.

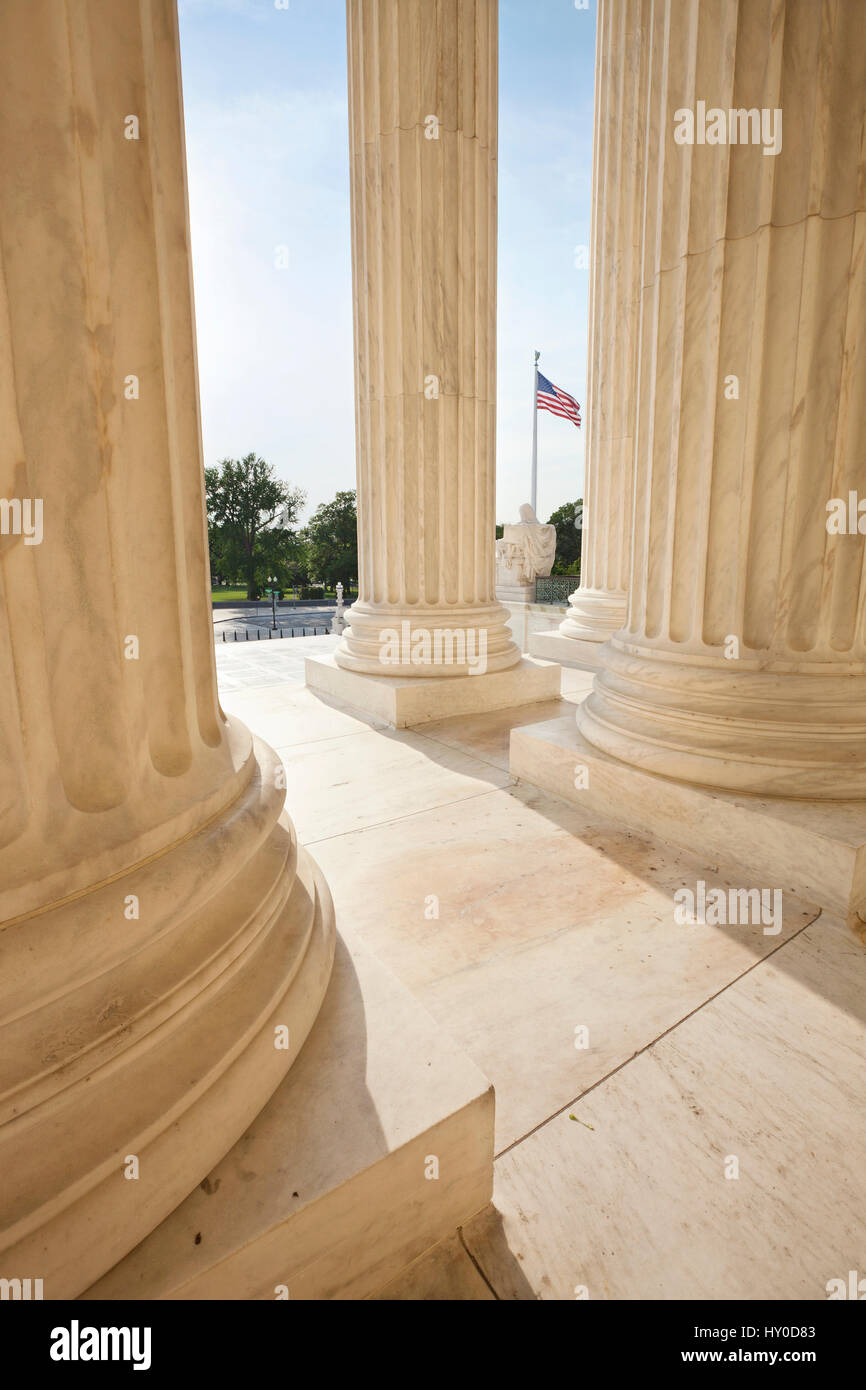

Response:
(537, 371), (581, 428)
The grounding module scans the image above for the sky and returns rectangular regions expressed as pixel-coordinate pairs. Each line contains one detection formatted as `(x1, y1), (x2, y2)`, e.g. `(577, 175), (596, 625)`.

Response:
(177, 0), (596, 526)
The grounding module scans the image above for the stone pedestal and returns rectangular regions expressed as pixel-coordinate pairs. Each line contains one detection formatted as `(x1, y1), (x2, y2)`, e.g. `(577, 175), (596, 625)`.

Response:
(311, 0), (536, 722)
(495, 581), (536, 605)
(0, 0), (334, 1297)
(528, 630), (605, 671)
(511, 717), (866, 934)
(307, 652), (560, 729)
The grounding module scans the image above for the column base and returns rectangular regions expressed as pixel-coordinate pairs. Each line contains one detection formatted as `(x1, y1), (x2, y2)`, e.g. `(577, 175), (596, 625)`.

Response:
(81, 932), (494, 1301)
(305, 653), (561, 728)
(559, 586), (628, 644)
(0, 732), (336, 1298)
(510, 714), (866, 933)
(336, 601), (521, 677)
(579, 639), (866, 799)
(528, 630), (606, 671)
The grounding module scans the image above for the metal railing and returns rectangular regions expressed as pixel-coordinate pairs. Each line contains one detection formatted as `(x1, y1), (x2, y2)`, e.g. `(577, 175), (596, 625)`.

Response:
(219, 625), (331, 642)
(535, 575), (581, 604)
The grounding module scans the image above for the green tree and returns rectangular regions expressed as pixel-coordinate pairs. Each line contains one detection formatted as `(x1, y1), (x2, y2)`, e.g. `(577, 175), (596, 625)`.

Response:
(252, 520), (309, 597)
(205, 454), (305, 599)
(303, 490), (358, 591)
(547, 498), (583, 576)
(280, 536), (311, 590)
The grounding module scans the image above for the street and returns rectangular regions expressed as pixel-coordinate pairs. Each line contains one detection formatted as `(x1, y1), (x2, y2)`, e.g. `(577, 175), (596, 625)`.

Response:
(212, 602), (336, 642)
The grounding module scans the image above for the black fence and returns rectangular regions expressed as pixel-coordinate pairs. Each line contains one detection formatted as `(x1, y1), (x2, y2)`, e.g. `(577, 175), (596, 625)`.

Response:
(219, 625), (331, 642)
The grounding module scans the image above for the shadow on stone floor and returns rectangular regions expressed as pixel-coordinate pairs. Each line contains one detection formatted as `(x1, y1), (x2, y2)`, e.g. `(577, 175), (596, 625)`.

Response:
(394, 723), (866, 1038)
(500, 774), (866, 1034)
(371, 1206), (540, 1299)
(461, 1204), (541, 1299)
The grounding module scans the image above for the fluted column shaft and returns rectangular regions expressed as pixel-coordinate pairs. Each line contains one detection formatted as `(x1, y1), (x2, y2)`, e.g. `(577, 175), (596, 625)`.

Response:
(338, 0), (519, 677)
(578, 0), (866, 798)
(0, 0), (333, 1296)
(561, 0), (647, 644)
(0, 0), (246, 921)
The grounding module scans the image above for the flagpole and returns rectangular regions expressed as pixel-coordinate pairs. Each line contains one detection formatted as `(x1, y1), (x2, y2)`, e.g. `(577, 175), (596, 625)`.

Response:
(531, 350), (540, 514)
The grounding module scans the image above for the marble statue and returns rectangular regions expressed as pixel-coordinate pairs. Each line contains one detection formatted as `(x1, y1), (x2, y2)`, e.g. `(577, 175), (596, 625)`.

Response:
(495, 503), (557, 593)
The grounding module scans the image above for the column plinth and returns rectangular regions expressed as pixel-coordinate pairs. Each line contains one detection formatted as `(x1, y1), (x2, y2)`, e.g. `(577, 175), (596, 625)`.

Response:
(577, 0), (866, 801)
(0, 0), (334, 1296)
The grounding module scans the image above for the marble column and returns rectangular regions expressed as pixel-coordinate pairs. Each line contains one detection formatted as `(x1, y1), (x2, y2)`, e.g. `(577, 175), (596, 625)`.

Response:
(0, 0), (334, 1296)
(337, 0), (520, 678)
(577, 0), (866, 799)
(559, 0), (646, 650)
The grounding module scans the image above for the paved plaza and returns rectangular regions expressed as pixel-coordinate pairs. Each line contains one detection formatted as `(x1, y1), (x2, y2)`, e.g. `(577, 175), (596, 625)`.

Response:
(215, 642), (866, 1300)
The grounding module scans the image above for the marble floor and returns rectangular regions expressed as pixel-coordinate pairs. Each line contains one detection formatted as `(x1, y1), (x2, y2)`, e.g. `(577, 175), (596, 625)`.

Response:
(215, 631), (342, 692)
(219, 639), (866, 1301)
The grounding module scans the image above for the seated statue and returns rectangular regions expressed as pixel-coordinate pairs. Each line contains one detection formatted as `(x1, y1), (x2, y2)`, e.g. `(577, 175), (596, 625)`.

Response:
(495, 503), (557, 590)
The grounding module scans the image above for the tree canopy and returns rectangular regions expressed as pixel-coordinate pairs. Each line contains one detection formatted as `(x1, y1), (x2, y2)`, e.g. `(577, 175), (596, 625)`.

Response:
(303, 490), (358, 591)
(205, 453), (305, 599)
(547, 498), (583, 575)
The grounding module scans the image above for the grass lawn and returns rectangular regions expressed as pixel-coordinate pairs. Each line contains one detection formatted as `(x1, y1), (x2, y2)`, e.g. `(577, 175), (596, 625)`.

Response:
(210, 588), (250, 604)
(210, 587), (357, 605)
